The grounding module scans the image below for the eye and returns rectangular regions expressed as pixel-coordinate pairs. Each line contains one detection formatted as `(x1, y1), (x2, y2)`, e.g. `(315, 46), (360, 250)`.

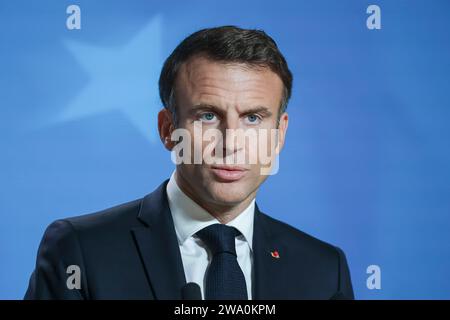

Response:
(245, 114), (261, 124)
(199, 112), (217, 123)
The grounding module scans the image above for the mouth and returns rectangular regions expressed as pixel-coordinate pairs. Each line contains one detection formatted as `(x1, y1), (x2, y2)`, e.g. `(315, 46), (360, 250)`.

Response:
(210, 165), (249, 182)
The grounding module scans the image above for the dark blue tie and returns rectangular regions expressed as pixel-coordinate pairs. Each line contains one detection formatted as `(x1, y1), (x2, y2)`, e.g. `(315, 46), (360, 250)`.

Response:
(196, 224), (248, 300)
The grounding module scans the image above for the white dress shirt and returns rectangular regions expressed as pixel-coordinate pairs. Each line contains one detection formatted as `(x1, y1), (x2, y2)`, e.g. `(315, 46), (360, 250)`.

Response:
(166, 171), (255, 300)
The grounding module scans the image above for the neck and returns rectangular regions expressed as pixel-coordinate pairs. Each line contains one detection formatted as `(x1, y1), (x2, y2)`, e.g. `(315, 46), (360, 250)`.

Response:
(174, 171), (256, 224)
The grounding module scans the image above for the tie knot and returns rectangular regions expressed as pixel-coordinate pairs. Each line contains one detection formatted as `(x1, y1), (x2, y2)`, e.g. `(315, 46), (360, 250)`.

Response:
(196, 224), (240, 256)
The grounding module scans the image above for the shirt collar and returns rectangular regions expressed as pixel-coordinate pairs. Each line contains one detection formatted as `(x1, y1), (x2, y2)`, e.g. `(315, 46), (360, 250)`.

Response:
(166, 170), (255, 249)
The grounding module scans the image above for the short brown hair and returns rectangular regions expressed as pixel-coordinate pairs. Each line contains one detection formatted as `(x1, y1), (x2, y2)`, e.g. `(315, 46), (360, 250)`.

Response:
(158, 26), (293, 124)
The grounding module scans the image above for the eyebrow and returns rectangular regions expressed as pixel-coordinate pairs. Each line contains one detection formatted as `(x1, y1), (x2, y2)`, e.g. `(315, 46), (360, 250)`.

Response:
(190, 103), (273, 117)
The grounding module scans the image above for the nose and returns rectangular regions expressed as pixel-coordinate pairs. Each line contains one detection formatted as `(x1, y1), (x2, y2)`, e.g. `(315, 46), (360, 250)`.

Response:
(220, 113), (244, 157)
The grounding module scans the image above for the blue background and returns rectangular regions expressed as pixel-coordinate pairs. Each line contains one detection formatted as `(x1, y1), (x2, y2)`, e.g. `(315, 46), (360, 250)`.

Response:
(1, 0), (449, 299)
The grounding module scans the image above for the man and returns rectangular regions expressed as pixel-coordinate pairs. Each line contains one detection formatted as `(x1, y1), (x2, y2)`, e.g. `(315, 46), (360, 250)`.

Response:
(25, 26), (354, 300)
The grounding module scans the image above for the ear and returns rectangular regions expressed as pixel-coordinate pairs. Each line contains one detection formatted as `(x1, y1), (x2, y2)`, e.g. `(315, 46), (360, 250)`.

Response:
(275, 112), (289, 154)
(158, 108), (176, 151)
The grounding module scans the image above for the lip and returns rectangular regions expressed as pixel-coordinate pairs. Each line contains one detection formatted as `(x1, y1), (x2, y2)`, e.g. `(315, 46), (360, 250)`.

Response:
(210, 165), (248, 182)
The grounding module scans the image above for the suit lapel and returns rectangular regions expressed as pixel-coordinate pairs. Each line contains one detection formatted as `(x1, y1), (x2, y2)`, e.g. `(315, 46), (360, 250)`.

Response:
(252, 203), (289, 299)
(131, 180), (187, 299)
(131, 181), (297, 300)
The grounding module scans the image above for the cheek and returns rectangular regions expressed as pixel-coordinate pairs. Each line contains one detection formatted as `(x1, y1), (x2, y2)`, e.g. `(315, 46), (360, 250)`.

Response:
(181, 126), (205, 163)
(245, 129), (278, 165)
(241, 167), (268, 192)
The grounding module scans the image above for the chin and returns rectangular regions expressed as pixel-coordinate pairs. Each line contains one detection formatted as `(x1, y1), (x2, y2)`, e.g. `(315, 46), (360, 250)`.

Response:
(206, 181), (250, 205)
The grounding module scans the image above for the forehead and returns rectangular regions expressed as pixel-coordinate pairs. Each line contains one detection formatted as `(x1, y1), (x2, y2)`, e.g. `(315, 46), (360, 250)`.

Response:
(174, 55), (284, 110)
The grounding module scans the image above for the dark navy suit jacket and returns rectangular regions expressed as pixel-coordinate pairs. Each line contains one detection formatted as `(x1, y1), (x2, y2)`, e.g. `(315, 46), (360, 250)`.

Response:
(25, 179), (354, 299)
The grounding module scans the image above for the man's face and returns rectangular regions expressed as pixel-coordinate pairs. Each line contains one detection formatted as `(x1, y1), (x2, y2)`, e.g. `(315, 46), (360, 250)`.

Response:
(160, 55), (288, 209)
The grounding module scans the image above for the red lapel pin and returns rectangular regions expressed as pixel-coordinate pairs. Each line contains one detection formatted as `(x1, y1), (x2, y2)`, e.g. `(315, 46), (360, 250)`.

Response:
(270, 250), (280, 259)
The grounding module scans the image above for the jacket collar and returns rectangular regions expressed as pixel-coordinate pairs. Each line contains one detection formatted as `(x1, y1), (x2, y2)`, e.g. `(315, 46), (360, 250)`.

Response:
(132, 179), (289, 300)
(132, 179), (187, 299)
